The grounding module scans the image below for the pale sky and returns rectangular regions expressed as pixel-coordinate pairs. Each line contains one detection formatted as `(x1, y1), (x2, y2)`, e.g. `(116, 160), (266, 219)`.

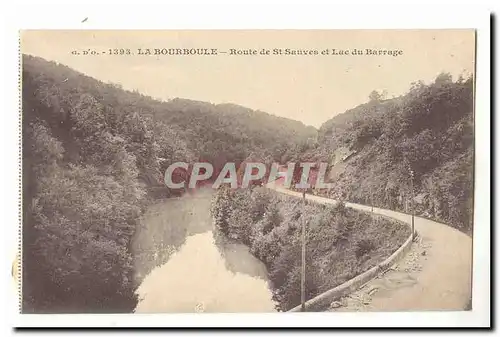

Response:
(21, 30), (475, 128)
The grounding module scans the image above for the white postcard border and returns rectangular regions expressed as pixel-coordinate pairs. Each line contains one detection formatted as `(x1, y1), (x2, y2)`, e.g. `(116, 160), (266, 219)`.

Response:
(1, 1), (491, 329)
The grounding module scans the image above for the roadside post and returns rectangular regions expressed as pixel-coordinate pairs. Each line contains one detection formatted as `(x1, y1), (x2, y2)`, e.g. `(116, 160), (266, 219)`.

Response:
(409, 169), (415, 241)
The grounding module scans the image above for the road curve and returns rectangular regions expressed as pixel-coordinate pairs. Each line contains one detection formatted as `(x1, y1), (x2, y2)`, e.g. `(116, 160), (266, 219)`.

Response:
(269, 185), (472, 311)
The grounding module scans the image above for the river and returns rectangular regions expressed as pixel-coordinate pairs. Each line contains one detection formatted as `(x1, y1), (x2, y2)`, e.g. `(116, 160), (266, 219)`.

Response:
(132, 188), (277, 313)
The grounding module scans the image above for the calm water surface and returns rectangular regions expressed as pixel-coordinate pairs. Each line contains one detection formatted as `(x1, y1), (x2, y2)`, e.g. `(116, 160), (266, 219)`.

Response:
(132, 189), (277, 313)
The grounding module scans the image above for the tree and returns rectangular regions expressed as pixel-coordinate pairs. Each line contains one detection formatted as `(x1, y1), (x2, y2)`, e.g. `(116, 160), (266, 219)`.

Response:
(211, 186), (234, 236)
(262, 202), (282, 235)
(368, 90), (382, 102)
(434, 72), (453, 85)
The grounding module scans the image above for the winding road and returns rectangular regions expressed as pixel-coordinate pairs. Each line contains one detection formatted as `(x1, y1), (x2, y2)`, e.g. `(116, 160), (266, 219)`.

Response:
(269, 185), (473, 311)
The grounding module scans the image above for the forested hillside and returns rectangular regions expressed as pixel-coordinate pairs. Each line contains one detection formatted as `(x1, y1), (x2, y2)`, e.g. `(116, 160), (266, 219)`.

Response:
(21, 54), (315, 312)
(306, 73), (474, 234)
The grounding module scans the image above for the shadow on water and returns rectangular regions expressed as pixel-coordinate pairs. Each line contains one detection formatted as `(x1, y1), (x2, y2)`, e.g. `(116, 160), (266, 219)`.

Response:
(220, 242), (270, 281)
(131, 188), (215, 285)
(131, 187), (277, 313)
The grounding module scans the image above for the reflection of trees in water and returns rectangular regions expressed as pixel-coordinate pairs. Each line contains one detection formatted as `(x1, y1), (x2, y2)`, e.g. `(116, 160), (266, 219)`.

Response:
(132, 189), (278, 313)
(134, 231), (277, 313)
(132, 190), (215, 286)
(211, 228), (271, 282)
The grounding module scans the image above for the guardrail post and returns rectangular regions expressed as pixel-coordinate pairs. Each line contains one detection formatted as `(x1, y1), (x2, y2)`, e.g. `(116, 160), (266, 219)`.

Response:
(410, 169), (415, 241)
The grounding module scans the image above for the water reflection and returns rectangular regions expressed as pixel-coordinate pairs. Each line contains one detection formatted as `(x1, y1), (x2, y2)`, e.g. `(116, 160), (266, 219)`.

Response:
(133, 189), (277, 313)
(135, 231), (276, 313)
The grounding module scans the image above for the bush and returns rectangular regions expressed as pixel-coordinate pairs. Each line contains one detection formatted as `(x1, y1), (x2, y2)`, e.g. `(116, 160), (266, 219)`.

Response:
(355, 239), (376, 258)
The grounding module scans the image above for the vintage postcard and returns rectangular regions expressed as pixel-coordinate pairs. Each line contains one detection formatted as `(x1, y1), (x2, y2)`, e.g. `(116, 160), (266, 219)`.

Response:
(17, 28), (486, 326)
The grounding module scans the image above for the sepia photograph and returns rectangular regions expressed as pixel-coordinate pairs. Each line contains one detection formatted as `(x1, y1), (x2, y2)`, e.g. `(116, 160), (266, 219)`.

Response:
(18, 28), (480, 321)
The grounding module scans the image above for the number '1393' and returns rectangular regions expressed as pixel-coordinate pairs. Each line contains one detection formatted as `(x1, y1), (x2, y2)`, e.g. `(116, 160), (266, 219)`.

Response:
(108, 49), (132, 55)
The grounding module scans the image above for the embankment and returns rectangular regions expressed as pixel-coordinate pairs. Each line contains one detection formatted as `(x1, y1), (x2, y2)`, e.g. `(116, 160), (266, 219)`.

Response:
(210, 186), (410, 311)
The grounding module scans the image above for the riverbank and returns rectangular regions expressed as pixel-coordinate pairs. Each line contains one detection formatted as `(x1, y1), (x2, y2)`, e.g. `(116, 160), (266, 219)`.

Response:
(211, 186), (410, 311)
